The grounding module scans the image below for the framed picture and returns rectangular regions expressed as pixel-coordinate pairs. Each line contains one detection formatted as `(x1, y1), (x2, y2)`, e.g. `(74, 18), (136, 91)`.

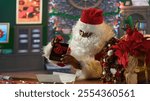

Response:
(16, 0), (42, 24)
(0, 23), (10, 43)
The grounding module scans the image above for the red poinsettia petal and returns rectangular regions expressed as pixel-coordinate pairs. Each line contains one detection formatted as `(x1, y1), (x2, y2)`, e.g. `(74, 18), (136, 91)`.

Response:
(126, 27), (133, 36)
(129, 42), (144, 56)
(131, 29), (143, 43)
(115, 50), (121, 56)
(115, 49), (128, 68)
(121, 52), (128, 68)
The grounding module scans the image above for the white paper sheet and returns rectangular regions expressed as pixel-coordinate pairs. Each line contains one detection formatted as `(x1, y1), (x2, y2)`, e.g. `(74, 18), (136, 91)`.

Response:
(36, 74), (61, 83)
(36, 72), (76, 84)
(53, 72), (76, 83)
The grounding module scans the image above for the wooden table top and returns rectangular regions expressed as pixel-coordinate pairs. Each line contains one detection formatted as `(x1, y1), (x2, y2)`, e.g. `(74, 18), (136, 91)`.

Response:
(0, 71), (105, 84)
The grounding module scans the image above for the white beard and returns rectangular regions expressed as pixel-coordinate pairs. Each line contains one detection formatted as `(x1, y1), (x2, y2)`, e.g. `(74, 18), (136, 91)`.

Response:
(69, 20), (114, 60)
(69, 32), (101, 59)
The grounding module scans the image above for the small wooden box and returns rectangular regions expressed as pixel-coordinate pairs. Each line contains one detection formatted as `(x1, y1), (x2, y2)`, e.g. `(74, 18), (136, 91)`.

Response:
(136, 61), (150, 84)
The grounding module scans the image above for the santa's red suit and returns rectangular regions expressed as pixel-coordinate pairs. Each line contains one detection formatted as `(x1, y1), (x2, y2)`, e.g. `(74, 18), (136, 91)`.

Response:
(43, 8), (114, 79)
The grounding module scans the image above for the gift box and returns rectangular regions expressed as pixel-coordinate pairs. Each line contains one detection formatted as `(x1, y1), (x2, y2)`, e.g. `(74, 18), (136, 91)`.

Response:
(135, 59), (150, 84)
(137, 70), (150, 84)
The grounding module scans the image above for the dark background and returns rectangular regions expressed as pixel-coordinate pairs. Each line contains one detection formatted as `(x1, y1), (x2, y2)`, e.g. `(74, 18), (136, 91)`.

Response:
(0, 0), (48, 49)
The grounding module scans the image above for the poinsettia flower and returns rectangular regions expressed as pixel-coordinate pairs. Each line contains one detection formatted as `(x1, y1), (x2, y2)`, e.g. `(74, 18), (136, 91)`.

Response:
(122, 28), (145, 57)
(131, 28), (143, 43)
(129, 42), (144, 57)
(113, 40), (129, 52)
(125, 27), (143, 43)
(112, 40), (129, 68)
(126, 26), (133, 36)
(115, 50), (128, 68)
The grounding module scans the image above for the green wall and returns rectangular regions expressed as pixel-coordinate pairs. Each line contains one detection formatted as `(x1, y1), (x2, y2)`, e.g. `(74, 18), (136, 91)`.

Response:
(0, 0), (48, 49)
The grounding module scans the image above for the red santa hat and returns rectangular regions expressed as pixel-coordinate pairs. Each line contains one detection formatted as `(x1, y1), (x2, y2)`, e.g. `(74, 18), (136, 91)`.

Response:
(80, 8), (103, 25)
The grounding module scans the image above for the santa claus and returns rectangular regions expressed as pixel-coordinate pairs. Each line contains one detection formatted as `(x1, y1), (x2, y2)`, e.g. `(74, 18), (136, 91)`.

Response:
(43, 8), (115, 79)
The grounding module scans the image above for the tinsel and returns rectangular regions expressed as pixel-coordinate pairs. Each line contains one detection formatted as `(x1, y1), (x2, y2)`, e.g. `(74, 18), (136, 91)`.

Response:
(96, 37), (125, 84)
(49, 8), (121, 20)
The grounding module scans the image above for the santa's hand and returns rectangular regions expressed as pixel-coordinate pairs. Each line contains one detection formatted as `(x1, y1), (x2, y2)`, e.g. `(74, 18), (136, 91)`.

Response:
(61, 54), (81, 69)
(51, 35), (64, 46)
(51, 38), (59, 46)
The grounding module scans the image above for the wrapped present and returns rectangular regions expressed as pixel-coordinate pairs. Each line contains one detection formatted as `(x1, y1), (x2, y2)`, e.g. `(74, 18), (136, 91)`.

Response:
(136, 70), (150, 84)
(135, 58), (150, 83)
(125, 72), (137, 84)
(124, 55), (138, 84)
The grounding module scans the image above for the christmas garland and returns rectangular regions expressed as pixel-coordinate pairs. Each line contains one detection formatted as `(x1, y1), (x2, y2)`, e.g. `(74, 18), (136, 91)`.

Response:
(99, 26), (150, 84)
(49, 8), (120, 20)
(49, 12), (80, 20)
